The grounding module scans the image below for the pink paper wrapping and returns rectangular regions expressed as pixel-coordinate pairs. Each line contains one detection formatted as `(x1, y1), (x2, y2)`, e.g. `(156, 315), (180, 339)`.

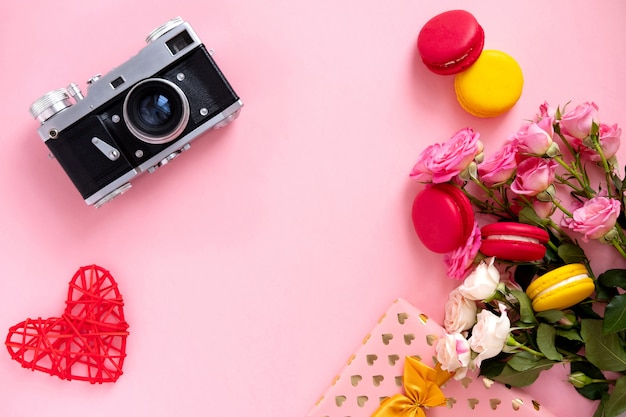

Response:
(307, 298), (554, 417)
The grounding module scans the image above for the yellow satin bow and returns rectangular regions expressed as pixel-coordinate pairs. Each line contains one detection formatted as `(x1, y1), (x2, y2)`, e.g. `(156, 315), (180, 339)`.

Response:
(371, 356), (452, 417)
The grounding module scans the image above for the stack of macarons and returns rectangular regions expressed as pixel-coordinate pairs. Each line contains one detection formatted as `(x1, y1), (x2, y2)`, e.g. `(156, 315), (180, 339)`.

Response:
(416, 9), (523, 118)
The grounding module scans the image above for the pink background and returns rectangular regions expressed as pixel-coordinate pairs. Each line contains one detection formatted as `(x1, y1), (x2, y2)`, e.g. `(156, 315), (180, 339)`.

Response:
(1, 1), (625, 416)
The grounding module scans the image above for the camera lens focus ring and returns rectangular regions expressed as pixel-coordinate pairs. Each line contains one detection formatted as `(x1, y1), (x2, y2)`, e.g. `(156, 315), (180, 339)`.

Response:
(123, 78), (190, 145)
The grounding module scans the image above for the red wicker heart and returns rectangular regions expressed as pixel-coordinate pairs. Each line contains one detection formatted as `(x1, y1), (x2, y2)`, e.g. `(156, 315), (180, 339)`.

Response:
(5, 265), (129, 383)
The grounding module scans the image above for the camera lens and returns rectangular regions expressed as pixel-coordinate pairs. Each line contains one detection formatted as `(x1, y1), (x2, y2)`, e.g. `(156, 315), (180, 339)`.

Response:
(123, 78), (190, 144)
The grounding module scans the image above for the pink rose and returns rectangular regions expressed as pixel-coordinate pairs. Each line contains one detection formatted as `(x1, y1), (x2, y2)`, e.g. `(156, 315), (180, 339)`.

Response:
(562, 196), (621, 241)
(435, 333), (471, 379)
(538, 101), (556, 119)
(584, 123), (622, 162)
(477, 138), (519, 186)
(559, 102), (599, 140)
(532, 199), (554, 219)
(510, 157), (558, 196)
(598, 123), (622, 159)
(409, 144), (440, 182)
(444, 288), (478, 334)
(444, 221), (481, 280)
(410, 128), (482, 183)
(516, 116), (555, 155)
(468, 303), (511, 368)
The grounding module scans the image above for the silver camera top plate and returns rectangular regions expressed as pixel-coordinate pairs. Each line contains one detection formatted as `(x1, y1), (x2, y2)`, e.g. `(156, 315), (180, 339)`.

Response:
(32, 19), (203, 142)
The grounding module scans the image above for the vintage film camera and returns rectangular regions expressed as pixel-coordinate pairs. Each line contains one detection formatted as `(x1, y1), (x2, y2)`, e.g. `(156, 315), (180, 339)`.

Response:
(29, 18), (242, 207)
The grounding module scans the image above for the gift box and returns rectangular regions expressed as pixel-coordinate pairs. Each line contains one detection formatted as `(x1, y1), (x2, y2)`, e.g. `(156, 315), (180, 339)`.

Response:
(307, 298), (553, 417)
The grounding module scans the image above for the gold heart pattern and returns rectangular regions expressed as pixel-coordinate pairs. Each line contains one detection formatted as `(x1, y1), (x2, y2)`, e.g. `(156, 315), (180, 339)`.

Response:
(461, 376), (473, 388)
(490, 399), (502, 410)
(307, 298), (548, 417)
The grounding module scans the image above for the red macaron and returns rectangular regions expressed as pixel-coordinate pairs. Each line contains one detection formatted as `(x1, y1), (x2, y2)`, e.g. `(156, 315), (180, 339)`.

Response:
(412, 183), (475, 253)
(480, 222), (549, 262)
(417, 10), (485, 75)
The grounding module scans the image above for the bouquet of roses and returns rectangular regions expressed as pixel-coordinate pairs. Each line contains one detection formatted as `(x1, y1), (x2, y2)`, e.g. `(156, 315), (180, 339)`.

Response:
(409, 101), (626, 417)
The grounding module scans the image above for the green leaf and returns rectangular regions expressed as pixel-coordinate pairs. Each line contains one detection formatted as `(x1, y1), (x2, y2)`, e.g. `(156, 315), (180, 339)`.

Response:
(537, 323), (563, 361)
(556, 328), (584, 342)
(478, 357), (507, 379)
(518, 206), (543, 226)
(510, 289), (536, 324)
(536, 310), (565, 323)
(599, 269), (626, 289)
(557, 243), (587, 264)
(581, 319), (626, 371)
(596, 282), (619, 303)
(604, 294), (626, 334)
(490, 360), (554, 387)
(604, 376), (626, 417)
(507, 351), (545, 372)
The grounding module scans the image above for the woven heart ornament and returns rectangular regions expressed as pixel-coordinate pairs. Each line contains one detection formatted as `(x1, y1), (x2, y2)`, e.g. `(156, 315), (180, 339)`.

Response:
(5, 265), (129, 383)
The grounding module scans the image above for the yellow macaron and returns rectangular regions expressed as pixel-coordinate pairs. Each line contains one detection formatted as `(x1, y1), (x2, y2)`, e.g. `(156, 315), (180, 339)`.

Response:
(454, 50), (524, 118)
(526, 264), (595, 312)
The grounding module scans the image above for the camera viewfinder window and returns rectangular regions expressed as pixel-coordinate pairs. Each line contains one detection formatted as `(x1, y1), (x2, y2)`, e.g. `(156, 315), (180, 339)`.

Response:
(166, 31), (194, 56)
(110, 77), (125, 89)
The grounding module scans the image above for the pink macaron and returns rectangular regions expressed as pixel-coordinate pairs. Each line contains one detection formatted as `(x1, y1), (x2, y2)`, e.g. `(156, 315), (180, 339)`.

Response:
(412, 183), (475, 253)
(417, 10), (485, 75)
(480, 222), (549, 261)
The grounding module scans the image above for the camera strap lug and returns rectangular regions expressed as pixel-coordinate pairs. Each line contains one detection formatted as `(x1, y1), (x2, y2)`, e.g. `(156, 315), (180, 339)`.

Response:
(91, 137), (121, 161)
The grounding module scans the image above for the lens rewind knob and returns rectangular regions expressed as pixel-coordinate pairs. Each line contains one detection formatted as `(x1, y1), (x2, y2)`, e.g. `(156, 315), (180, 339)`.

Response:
(29, 89), (73, 124)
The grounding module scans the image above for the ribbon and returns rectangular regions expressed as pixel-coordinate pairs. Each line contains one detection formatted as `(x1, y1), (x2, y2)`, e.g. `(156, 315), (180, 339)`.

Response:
(371, 356), (452, 417)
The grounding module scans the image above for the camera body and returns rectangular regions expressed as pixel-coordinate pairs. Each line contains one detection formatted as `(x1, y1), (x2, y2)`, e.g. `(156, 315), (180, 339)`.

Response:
(29, 18), (242, 207)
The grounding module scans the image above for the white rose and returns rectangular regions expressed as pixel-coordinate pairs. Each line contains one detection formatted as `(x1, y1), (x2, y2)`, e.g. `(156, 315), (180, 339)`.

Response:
(458, 257), (500, 301)
(436, 333), (471, 379)
(468, 303), (511, 368)
(444, 288), (477, 333)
